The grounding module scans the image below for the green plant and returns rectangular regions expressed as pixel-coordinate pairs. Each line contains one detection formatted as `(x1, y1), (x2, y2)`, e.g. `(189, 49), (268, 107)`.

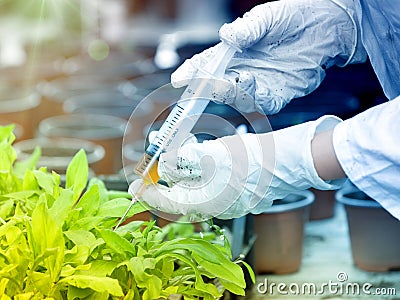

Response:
(0, 125), (254, 299)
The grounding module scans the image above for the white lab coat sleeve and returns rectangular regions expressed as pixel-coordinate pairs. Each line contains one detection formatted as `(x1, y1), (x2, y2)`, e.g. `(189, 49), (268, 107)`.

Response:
(333, 96), (400, 220)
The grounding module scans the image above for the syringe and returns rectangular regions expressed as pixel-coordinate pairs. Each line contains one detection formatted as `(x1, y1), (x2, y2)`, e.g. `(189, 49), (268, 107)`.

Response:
(115, 42), (237, 230)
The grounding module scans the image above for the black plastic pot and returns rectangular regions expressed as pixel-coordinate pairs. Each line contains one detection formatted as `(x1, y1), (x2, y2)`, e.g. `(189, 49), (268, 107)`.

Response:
(336, 186), (400, 272)
(252, 191), (314, 274)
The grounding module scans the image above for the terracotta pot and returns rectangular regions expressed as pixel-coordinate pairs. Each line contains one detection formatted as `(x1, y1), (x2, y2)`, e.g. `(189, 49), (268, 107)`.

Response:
(36, 76), (135, 121)
(61, 49), (153, 80)
(64, 91), (153, 144)
(336, 186), (400, 272)
(0, 88), (41, 140)
(63, 90), (151, 120)
(14, 138), (104, 177)
(252, 190), (314, 274)
(38, 114), (128, 174)
(0, 62), (63, 86)
(308, 188), (336, 220)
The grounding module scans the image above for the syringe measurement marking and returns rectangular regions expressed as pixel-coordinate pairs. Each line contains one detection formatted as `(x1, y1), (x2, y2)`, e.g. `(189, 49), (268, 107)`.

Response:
(145, 102), (191, 161)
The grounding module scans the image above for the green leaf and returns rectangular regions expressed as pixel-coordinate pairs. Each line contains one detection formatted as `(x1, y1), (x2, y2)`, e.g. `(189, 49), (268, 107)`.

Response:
(64, 230), (97, 248)
(13, 147), (41, 179)
(0, 199), (14, 219)
(32, 170), (55, 195)
(69, 217), (105, 231)
(0, 278), (10, 296)
(27, 271), (52, 296)
(97, 198), (134, 218)
(106, 190), (132, 200)
(4, 225), (22, 246)
(98, 229), (136, 259)
(240, 260), (256, 284)
(218, 278), (245, 296)
(0, 219), (17, 239)
(61, 264), (76, 277)
(64, 245), (90, 266)
(22, 170), (39, 191)
(75, 184), (100, 218)
(58, 275), (123, 297)
(0, 125), (16, 169)
(0, 125), (15, 141)
(76, 261), (119, 277)
(191, 253), (245, 289)
(142, 275), (162, 300)
(159, 252), (221, 298)
(30, 202), (64, 282)
(13, 293), (34, 300)
(160, 257), (174, 280)
(67, 286), (94, 300)
(156, 238), (230, 264)
(3, 190), (36, 201)
(87, 177), (108, 204)
(128, 257), (156, 283)
(114, 220), (147, 235)
(48, 189), (75, 228)
(65, 149), (88, 201)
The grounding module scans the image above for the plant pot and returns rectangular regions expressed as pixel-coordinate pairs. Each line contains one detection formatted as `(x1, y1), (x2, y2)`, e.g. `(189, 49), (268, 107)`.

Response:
(38, 114), (129, 174)
(252, 190), (314, 274)
(64, 91), (153, 144)
(36, 76), (135, 121)
(0, 88), (41, 140)
(63, 90), (152, 120)
(336, 186), (400, 272)
(123, 140), (146, 166)
(308, 188), (336, 220)
(0, 62), (63, 86)
(61, 49), (153, 80)
(14, 138), (104, 179)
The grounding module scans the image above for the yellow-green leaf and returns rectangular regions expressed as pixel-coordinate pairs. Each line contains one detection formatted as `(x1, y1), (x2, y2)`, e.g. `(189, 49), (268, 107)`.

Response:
(65, 149), (88, 201)
(98, 229), (136, 259)
(75, 184), (100, 218)
(31, 202), (64, 282)
(48, 189), (75, 228)
(28, 272), (52, 296)
(58, 275), (123, 297)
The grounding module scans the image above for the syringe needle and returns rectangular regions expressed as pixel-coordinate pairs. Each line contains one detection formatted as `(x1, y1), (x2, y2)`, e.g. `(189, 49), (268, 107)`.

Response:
(114, 183), (147, 231)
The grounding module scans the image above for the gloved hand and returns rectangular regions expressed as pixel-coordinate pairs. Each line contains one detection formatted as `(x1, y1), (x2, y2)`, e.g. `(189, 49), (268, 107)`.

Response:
(171, 0), (367, 114)
(129, 116), (345, 219)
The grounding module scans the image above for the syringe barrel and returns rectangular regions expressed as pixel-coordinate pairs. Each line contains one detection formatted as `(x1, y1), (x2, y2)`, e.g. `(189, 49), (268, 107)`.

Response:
(134, 42), (237, 183)
(135, 77), (212, 181)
